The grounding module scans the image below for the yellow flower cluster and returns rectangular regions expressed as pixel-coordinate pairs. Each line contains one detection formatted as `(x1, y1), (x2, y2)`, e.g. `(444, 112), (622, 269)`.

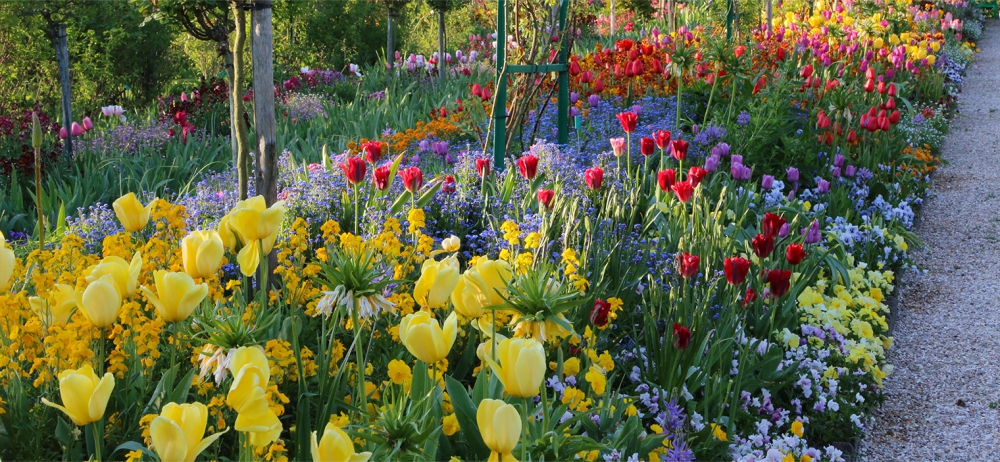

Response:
(796, 261), (895, 386)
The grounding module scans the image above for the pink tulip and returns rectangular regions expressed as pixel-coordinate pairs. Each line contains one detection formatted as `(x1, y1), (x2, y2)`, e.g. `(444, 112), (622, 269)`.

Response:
(82, 117), (93, 131)
(71, 122), (84, 137)
(59, 127), (68, 139)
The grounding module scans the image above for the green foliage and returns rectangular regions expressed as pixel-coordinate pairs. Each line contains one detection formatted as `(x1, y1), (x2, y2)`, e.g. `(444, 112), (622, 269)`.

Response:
(273, 0), (395, 73)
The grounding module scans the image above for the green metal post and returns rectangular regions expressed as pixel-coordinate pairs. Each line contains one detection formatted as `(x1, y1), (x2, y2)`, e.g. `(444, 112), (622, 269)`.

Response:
(557, 0), (569, 145)
(493, 0), (507, 170)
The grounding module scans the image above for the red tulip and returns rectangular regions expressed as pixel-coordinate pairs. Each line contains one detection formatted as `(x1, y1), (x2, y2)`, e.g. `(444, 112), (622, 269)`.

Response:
(800, 64), (813, 78)
(654, 130), (671, 150)
(761, 212), (786, 237)
(864, 79), (875, 93)
(658, 169), (676, 192)
(517, 154), (539, 180)
(724, 257), (751, 285)
(640, 137), (655, 156)
(887, 83), (897, 96)
(743, 288), (758, 306)
(651, 58), (663, 74)
(847, 129), (858, 143)
(751, 233), (775, 258)
(673, 323), (691, 349)
(678, 253), (700, 278)
(879, 116), (891, 131)
(672, 180), (694, 202)
(339, 156), (366, 184)
(471, 83), (483, 98)
(585, 167), (604, 190)
(537, 189), (555, 209)
(776, 48), (786, 61)
(670, 139), (689, 161)
(786, 243), (806, 265)
(734, 45), (746, 58)
(688, 166), (707, 186)
(889, 110), (900, 125)
(362, 140), (382, 163)
(877, 81), (887, 94)
(768, 269), (792, 298)
(616, 112), (638, 133)
(569, 60), (582, 76)
(631, 59), (644, 75)
(590, 299), (611, 327)
(885, 97), (896, 110)
(476, 158), (491, 178)
(443, 175), (456, 194)
(399, 167), (423, 192)
(865, 67), (876, 80)
(373, 165), (391, 190)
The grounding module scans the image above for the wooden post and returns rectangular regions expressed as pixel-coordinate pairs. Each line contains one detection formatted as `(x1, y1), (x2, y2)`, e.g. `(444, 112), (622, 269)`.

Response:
(610, 0), (615, 36)
(52, 23), (72, 157)
(252, 0), (277, 208)
(438, 10), (446, 86)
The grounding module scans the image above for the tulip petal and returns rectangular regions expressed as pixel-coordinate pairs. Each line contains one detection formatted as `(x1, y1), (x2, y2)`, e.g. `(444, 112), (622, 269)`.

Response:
(175, 282), (209, 322)
(476, 399), (503, 449)
(88, 373), (115, 423)
(150, 416), (189, 462)
(40, 398), (83, 426)
(493, 404), (521, 454)
(237, 241), (262, 277)
(513, 342), (545, 397)
(56, 370), (98, 425)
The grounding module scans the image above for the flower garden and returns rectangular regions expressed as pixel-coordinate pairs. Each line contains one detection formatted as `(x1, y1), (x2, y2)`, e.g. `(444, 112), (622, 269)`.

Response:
(0, 0), (986, 461)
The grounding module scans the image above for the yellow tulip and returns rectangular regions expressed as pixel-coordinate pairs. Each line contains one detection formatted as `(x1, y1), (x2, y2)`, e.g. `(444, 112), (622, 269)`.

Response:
(874, 37), (884, 49)
(181, 230), (224, 279)
(413, 256), (459, 308)
(113, 192), (154, 232)
(226, 346), (281, 447)
(41, 364), (114, 426)
(29, 284), (78, 325)
(0, 231), (14, 291)
(926, 54), (936, 65)
(76, 274), (121, 328)
(86, 251), (142, 298)
(452, 270), (489, 318)
(225, 196), (286, 276)
(477, 399), (521, 461)
(398, 311), (458, 364)
(310, 422), (372, 462)
(484, 338), (546, 398)
(441, 235), (461, 252)
(233, 386), (283, 447)
(141, 271), (209, 322)
(150, 402), (227, 462)
(217, 214), (239, 251)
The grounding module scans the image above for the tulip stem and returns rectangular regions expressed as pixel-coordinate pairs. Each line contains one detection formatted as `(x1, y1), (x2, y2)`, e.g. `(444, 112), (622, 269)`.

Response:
(89, 421), (103, 462)
(351, 298), (367, 422)
(97, 327), (106, 375)
(353, 184), (360, 235)
(520, 397), (531, 460)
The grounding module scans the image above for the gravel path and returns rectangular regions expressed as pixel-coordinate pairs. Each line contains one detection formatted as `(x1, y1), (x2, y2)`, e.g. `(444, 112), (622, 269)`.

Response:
(859, 21), (1000, 462)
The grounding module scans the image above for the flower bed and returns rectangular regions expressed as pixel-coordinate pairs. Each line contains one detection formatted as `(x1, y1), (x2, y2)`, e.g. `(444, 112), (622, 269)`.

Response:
(0, 0), (982, 461)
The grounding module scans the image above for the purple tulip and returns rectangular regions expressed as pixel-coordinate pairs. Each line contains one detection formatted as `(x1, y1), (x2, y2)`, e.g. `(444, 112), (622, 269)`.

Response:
(631, 104), (642, 116)
(588, 94), (600, 108)
(833, 154), (845, 168)
(761, 174), (774, 190)
(817, 179), (830, 194)
(570, 106), (580, 118)
(778, 223), (790, 237)
(731, 163), (752, 180)
(704, 155), (720, 172)
(570, 92), (579, 104)
(432, 141), (449, 157)
(786, 167), (799, 182)
(731, 155), (743, 166)
(419, 139), (430, 151)
(712, 142), (730, 158)
(691, 124), (699, 134)
(802, 220), (821, 244)
(845, 165), (856, 178)
(832, 167), (841, 178)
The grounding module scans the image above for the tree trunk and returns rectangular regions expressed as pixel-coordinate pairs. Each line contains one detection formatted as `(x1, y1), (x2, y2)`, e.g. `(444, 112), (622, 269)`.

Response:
(233, 4), (250, 200)
(218, 39), (238, 170)
(52, 23), (72, 157)
(437, 10), (445, 86)
(251, 1), (277, 208)
(765, 0), (773, 33)
(387, 9), (395, 74)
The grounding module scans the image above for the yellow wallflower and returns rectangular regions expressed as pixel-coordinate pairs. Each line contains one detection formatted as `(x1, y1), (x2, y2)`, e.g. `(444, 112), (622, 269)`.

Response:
(387, 359), (412, 385)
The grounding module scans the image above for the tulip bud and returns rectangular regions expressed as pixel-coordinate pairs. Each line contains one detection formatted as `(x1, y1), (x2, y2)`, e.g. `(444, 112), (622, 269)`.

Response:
(77, 275), (121, 328)
(413, 256), (460, 308)
(141, 271), (209, 323)
(181, 230), (225, 279)
(477, 399), (521, 461)
(32, 112), (43, 149)
(150, 403), (228, 462)
(311, 423), (372, 462)
(113, 193), (153, 233)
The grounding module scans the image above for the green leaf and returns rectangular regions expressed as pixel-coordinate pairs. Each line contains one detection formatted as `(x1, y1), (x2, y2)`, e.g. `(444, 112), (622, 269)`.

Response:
(416, 181), (444, 208)
(445, 376), (490, 459)
(389, 191), (413, 216)
(111, 441), (157, 459)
